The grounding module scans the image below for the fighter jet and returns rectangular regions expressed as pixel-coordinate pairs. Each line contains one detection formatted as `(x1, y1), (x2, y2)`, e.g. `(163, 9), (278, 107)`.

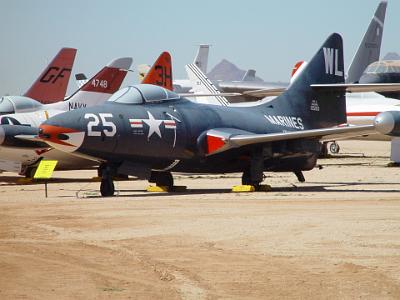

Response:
(0, 48), (77, 115)
(38, 33), (400, 196)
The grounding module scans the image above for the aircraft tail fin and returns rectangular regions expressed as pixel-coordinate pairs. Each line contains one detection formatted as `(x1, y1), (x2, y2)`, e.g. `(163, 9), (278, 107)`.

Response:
(193, 45), (210, 74)
(24, 48), (77, 103)
(346, 1), (387, 83)
(78, 57), (132, 93)
(242, 70), (256, 82)
(268, 33), (346, 129)
(141, 52), (173, 91)
(67, 57), (132, 104)
(185, 63), (230, 106)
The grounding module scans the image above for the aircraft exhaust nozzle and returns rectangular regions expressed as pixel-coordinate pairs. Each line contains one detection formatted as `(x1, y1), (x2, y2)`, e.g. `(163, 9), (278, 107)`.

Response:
(374, 111), (400, 136)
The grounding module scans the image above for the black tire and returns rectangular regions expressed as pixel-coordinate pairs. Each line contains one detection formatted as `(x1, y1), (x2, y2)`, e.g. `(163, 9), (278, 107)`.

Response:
(242, 169), (261, 188)
(242, 169), (252, 185)
(100, 179), (115, 197)
(25, 167), (37, 179)
(329, 142), (340, 154)
(150, 171), (173, 188)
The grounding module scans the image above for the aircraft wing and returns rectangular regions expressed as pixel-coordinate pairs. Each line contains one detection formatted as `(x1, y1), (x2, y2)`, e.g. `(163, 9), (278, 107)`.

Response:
(186, 83), (400, 98)
(311, 83), (400, 93)
(202, 125), (377, 155)
(241, 88), (286, 97)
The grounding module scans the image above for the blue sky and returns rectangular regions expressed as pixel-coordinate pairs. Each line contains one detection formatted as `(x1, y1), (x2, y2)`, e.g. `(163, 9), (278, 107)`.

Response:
(0, 0), (399, 96)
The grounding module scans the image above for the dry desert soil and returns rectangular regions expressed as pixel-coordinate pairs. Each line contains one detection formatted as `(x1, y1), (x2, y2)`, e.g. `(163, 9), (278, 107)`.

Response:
(0, 141), (400, 299)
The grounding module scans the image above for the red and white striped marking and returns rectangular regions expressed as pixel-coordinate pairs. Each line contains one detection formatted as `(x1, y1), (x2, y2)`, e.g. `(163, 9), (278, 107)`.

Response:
(129, 119), (144, 128)
(129, 118), (176, 130)
(164, 120), (176, 129)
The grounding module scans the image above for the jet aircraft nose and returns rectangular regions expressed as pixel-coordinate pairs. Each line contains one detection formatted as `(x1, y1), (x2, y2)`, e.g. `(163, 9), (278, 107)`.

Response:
(39, 123), (85, 153)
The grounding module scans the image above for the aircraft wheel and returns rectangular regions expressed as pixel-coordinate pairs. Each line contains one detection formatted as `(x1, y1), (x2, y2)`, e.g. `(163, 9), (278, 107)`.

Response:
(242, 169), (261, 188)
(25, 167), (37, 178)
(150, 171), (174, 188)
(329, 142), (340, 154)
(100, 179), (115, 197)
(242, 170), (252, 185)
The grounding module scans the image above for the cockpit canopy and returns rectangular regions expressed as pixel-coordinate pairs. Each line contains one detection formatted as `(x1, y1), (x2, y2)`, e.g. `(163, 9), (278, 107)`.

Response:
(364, 60), (400, 74)
(108, 84), (180, 105)
(0, 96), (43, 115)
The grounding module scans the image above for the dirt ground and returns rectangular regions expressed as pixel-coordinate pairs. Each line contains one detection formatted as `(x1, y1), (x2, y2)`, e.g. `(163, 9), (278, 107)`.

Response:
(0, 141), (400, 299)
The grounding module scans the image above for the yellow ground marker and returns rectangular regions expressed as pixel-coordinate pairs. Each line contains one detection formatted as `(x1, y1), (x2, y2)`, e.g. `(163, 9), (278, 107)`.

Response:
(147, 185), (170, 193)
(232, 185), (256, 193)
(232, 185), (272, 193)
(17, 178), (33, 184)
(146, 185), (188, 193)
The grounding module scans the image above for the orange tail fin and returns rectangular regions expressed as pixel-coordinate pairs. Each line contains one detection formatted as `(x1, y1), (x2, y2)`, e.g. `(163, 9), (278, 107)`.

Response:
(141, 52), (173, 91)
(24, 48), (77, 104)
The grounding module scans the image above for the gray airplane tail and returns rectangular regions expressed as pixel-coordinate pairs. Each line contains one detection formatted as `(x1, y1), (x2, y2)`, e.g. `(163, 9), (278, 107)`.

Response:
(242, 70), (256, 82)
(193, 44), (210, 74)
(346, 1), (387, 83)
(267, 33), (346, 130)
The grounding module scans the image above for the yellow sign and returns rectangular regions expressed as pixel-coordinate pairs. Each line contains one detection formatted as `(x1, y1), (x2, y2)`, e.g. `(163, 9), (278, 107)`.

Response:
(33, 160), (58, 179)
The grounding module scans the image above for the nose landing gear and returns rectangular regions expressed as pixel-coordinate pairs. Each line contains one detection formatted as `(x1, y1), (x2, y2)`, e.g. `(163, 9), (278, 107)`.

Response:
(100, 177), (115, 197)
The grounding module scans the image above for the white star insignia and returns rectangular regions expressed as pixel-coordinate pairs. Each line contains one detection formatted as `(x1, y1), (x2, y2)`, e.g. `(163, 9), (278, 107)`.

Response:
(142, 111), (163, 139)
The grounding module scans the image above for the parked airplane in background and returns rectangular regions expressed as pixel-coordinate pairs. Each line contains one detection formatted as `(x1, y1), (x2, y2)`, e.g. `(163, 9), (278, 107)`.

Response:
(346, 0), (387, 84)
(179, 0), (388, 103)
(359, 61), (400, 100)
(37, 33), (400, 196)
(169, 44), (210, 93)
(172, 44), (286, 100)
(0, 57), (132, 176)
(0, 48), (77, 115)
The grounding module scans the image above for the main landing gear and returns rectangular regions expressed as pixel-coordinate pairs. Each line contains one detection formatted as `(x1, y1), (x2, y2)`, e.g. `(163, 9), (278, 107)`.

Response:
(24, 166), (38, 179)
(237, 148), (267, 192)
(149, 171), (174, 191)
